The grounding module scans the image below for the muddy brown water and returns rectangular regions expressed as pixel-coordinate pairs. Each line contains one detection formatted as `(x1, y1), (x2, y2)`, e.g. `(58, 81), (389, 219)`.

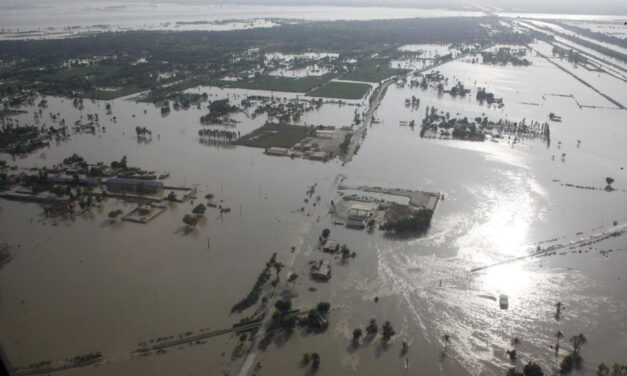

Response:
(1, 45), (626, 376)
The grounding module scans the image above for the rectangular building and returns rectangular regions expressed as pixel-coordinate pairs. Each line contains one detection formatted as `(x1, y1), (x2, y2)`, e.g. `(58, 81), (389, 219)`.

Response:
(106, 178), (163, 194)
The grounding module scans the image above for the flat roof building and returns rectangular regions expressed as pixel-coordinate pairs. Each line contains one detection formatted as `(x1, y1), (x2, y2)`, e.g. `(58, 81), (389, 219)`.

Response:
(347, 204), (374, 228)
(106, 178), (163, 194)
(265, 147), (289, 156)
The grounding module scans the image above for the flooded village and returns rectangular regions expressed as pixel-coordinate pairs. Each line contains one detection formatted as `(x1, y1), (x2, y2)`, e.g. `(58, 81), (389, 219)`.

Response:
(1, 4), (626, 376)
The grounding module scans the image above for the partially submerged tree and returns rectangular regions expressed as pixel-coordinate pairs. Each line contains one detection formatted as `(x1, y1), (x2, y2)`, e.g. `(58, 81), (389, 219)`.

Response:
(275, 299), (292, 315)
(442, 334), (451, 352)
(401, 341), (409, 354)
(366, 319), (378, 336)
(340, 245), (351, 260)
(192, 203), (206, 216)
(183, 214), (198, 229)
(311, 352), (320, 370)
(382, 321), (396, 343)
(523, 362), (544, 376)
(508, 337), (521, 360)
(605, 177), (615, 191)
(317, 302), (330, 315)
(108, 209), (123, 221)
(571, 333), (587, 353)
(352, 328), (362, 344)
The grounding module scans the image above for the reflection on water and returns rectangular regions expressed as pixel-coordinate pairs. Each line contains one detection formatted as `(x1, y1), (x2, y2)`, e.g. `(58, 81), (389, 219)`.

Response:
(457, 169), (538, 265)
(480, 263), (532, 297)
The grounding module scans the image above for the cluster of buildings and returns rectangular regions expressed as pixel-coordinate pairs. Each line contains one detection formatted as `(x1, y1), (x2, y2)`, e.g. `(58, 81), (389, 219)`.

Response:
(346, 203), (375, 228)
(48, 176), (164, 194)
(264, 127), (356, 162)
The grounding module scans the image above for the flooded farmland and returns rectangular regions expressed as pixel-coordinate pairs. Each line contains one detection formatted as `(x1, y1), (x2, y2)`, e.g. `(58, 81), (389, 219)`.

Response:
(0, 4), (626, 376)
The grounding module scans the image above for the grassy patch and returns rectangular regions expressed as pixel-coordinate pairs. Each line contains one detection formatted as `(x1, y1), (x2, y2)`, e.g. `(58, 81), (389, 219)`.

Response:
(237, 122), (310, 149)
(209, 73), (336, 93)
(135, 78), (208, 103)
(340, 59), (409, 82)
(306, 81), (371, 99)
(80, 87), (144, 100)
(36, 65), (120, 82)
(0, 109), (27, 118)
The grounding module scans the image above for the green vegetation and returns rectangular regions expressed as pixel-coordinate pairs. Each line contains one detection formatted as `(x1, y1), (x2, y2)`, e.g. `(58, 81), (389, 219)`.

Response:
(352, 328), (362, 343)
(311, 353), (321, 370)
(560, 333), (587, 374)
(182, 214), (198, 229)
(231, 253), (280, 313)
(210, 74), (336, 93)
(137, 78), (208, 103)
(275, 299), (292, 314)
(382, 208), (434, 234)
(381, 321), (396, 343)
(596, 363), (626, 376)
(80, 87), (143, 100)
(36, 64), (120, 82)
(366, 319), (378, 336)
(0, 17), (530, 98)
(108, 209), (124, 220)
(306, 81), (371, 99)
(200, 98), (238, 123)
(340, 59), (409, 82)
(192, 204), (206, 216)
(236, 122), (310, 149)
(0, 243), (15, 270)
(316, 302), (330, 315)
(0, 109), (27, 118)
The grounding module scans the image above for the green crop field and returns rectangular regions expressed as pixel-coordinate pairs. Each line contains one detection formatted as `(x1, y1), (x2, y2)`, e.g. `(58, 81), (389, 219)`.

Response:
(237, 122), (311, 149)
(208, 74), (336, 93)
(340, 59), (409, 82)
(306, 81), (372, 99)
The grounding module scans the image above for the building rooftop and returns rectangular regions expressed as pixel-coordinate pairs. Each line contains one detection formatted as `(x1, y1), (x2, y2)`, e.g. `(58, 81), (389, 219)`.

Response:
(106, 178), (163, 186)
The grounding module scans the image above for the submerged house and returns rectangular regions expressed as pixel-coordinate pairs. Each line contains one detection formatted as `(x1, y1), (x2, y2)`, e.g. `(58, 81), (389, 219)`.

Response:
(323, 240), (340, 253)
(105, 178), (163, 194)
(265, 147), (289, 156)
(311, 260), (331, 281)
(346, 203), (374, 228)
(50, 176), (99, 186)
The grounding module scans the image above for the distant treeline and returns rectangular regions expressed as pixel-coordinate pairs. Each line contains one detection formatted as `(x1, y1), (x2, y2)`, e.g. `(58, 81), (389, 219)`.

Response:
(555, 21), (627, 50)
(0, 17), (533, 97)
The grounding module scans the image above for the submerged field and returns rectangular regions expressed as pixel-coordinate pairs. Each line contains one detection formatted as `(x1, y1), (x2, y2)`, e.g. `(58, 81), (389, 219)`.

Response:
(236, 122), (311, 148)
(0, 11), (626, 376)
(306, 81), (373, 99)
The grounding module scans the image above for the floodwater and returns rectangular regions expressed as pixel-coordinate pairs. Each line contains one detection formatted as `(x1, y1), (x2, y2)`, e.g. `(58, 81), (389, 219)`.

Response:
(0, 2), (483, 33)
(1, 17), (627, 376)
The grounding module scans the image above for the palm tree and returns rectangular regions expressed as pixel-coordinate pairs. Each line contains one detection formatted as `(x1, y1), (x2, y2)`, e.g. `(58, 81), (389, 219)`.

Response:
(508, 337), (521, 360)
(442, 334), (451, 352)
(570, 333), (587, 353)
(554, 302), (563, 320)
(555, 330), (564, 354)
(512, 337), (521, 351)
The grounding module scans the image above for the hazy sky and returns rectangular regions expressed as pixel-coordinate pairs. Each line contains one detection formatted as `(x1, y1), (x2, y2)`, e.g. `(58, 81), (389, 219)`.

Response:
(3, 0), (627, 15)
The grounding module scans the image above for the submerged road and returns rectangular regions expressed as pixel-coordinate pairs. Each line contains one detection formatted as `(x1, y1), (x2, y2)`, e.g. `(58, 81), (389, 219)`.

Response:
(471, 224), (627, 272)
(236, 174), (345, 376)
